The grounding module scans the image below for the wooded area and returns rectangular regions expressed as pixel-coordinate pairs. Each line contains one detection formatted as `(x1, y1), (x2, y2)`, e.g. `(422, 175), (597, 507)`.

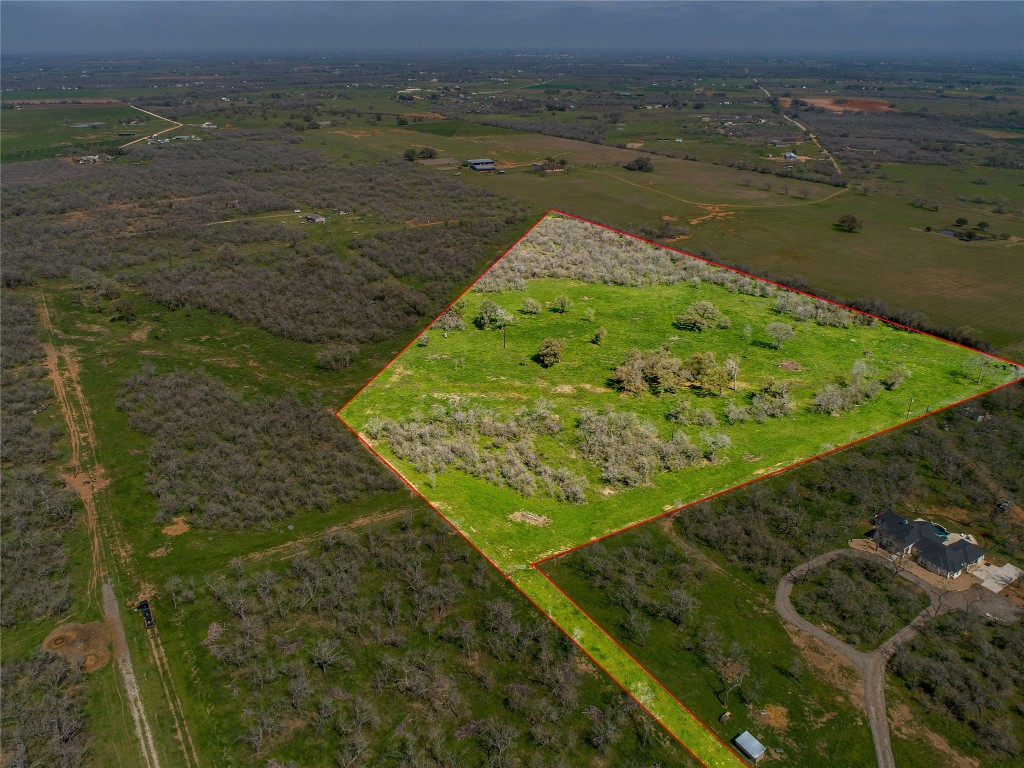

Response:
(118, 369), (399, 528)
(178, 511), (694, 767)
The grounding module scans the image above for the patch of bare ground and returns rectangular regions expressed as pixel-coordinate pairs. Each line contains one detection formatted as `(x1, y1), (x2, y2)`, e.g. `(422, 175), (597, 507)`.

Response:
(128, 322), (153, 342)
(778, 360), (804, 372)
(43, 622), (112, 672)
(552, 384), (575, 394)
(751, 703), (789, 731)
(162, 515), (190, 537)
(147, 546), (170, 558)
(509, 511), (551, 527)
(888, 699), (979, 768)
(578, 383), (611, 394)
(782, 623), (864, 711)
(688, 207), (736, 226)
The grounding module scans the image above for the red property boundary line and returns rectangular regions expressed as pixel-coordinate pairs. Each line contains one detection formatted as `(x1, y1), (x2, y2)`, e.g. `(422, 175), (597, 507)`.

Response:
(335, 417), (732, 767)
(336, 208), (1023, 767)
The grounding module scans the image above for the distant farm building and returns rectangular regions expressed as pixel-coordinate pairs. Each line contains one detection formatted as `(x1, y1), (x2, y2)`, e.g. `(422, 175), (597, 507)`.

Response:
(871, 511), (985, 579)
(733, 731), (766, 762)
(467, 158), (496, 171)
(305, 214), (326, 224)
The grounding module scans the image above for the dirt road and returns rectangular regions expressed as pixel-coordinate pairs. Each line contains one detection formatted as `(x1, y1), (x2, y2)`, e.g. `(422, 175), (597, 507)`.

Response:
(122, 106), (182, 147)
(757, 83), (844, 179)
(775, 548), (942, 768)
(38, 298), (195, 768)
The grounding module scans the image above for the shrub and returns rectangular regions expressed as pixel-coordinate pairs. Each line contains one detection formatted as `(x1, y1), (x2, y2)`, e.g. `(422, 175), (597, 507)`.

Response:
(536, 338), (566, 368)
(317, 343), (358, 371)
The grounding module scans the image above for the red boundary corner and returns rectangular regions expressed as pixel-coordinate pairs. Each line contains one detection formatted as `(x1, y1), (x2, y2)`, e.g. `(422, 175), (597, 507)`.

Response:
(335, 208), (1024, 767)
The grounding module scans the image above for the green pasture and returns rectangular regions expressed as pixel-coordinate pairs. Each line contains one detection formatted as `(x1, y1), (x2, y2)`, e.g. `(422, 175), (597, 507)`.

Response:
(341, 217), (1016, 571)
(1, 104), (145, 161)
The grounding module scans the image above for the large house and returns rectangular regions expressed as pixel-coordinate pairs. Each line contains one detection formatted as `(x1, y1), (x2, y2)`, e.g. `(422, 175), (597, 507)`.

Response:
(871, 511), (985, 579)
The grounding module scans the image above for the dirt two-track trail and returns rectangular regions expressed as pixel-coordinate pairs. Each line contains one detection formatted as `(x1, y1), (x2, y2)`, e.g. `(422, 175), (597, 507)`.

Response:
(38, 298), (200, 768)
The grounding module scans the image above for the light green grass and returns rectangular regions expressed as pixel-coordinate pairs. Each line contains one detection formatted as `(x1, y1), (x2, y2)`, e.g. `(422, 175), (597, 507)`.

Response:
(342, 229), (1016, 569)
(339, 213), (1016, 765)
(1, 105), (145, 161)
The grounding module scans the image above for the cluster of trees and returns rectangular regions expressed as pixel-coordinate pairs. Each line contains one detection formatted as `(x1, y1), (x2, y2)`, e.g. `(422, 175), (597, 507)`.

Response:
(566, 534), (703, 646)
(785, 106), (1007, 171)
(772, 291), (863, 329)
(577, 410), (724, 488)
(477, 215), (776, 297)
(722, 378), (796, 423)
(676, 383), (1024, 584)
(181, 513), (690, 766)
(674, 301), (730, 333)
(364, 398), (588, 503)
(622, 157), (654, 173)
(560, 531), (761, 712)
(140, 210), (519, 350)
(0, 650), (90, 767)
(614, 347), (738, 398)
(0, 296), (89, 765)
(891, 610), (1024, 758)
(0, 295), (78, 627)
(810, 359), (903, 416)
(791, 557), (930, 650)
(117, 368), (398, 528)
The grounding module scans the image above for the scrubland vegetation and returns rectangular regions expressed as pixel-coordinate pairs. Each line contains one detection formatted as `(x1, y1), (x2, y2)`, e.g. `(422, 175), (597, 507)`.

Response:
(170, 511), (694, 767)
(1, 53), (1020, 767)
(118, 368), (399, 528)
(0, 296), (77, 625)
(344, 214), (1014, 569)
(0, 295), (88, 767)
(790, 558), (930, 650)
(547, 383), (1024, 766)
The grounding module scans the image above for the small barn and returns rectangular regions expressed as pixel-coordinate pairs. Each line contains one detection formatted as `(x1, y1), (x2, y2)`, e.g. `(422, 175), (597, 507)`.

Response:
(733, 731), (766, 762)
(305, 214), (327, 224)
(468, 158), (496, 171)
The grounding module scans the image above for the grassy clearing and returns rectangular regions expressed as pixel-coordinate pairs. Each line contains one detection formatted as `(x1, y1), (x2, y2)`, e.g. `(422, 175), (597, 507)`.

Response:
(1, 105), (145, 161)
(341, 215), (1016, 571)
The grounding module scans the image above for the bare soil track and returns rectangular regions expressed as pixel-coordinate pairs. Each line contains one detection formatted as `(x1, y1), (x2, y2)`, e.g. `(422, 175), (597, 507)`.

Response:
(38, 298), (199, 768)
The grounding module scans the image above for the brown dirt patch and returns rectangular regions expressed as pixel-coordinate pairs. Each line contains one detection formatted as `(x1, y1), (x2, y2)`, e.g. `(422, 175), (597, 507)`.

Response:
(509, 511), (551, 527)
(578, 383), (611, 394)
(43, 622), (111, 672)
(751, 703), (789, 731)
(974, 128), (1022, 140)
(162, 515), (190, 537)
(782, 624), (863, 710)
(625, 142), (644, 149)
(332, 129), (375, 138)
(552, 384), (575, 394)
(688, 207), (736, 226)
(148, 545), (170, 558)
(779, 96), (894, 113)
(128, 322), (152, 343)
(778, 360), (805, 372)
(889, 699), (978, 768)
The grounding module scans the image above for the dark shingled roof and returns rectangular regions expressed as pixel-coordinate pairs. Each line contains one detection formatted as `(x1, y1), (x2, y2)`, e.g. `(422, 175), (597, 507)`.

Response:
(872, 511), (985, 574)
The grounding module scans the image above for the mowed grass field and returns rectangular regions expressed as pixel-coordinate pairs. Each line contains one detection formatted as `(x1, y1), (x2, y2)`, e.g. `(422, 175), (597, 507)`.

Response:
(0, 104), (145, 161)
(341, 217), (1018, 570)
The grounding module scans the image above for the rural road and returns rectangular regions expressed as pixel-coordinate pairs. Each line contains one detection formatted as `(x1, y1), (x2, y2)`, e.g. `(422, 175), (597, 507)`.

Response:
(775, 548), (942, 768)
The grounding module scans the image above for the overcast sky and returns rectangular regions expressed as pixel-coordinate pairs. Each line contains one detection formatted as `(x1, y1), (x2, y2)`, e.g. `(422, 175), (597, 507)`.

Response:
(2, 1), (1022, 58)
